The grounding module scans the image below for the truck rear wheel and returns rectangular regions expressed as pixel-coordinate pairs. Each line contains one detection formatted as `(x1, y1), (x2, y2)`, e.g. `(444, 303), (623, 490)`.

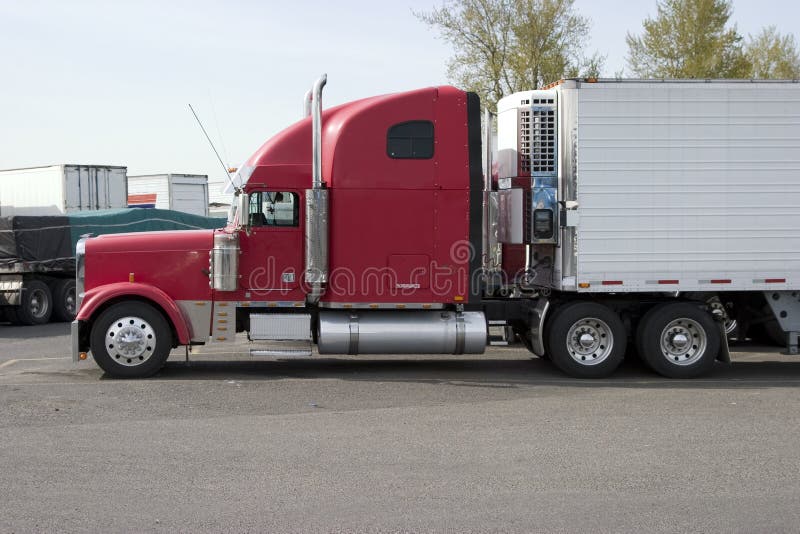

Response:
(544, 302), (626, 378)
(90, 301), (172, 378)
(637, 302), (720, 378)
(52, 279), (77, 322)
(16, 280), (53, 325)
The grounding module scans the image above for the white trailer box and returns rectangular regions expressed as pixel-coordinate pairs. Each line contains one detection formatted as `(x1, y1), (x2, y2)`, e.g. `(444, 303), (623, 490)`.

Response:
(497, 80), (800, 294)
(0, 165), (128, 216)
(127, 174), (209, 216)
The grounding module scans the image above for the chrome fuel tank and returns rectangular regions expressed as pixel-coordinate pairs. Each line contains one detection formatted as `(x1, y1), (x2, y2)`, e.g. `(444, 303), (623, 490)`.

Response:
(318, 310), (487, 355)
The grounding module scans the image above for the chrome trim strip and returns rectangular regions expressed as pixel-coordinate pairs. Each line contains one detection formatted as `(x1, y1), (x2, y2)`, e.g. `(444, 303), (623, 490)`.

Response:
(176, 300), (212, 342)
(348, 313), (359, 355)
(317, 302), (446, 310)
(75, 237), (88, 309)
(455, 312), (466, 355)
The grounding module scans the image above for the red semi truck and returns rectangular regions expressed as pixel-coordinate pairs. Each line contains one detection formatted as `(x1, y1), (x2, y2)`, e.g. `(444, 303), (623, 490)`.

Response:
(72, 75), (800, 379)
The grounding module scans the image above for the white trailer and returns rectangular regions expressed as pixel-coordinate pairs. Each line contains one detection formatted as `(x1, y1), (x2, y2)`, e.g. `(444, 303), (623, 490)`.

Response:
(0, 165), (127, 216)
(127, 173), (209, 216)
(493, 79), (800, 378)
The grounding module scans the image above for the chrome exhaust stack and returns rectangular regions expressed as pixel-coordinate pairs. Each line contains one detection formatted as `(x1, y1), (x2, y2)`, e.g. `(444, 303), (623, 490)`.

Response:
(305, 74), (329, 304)
(483, 109), (502, 291)
(303, 89), (312, 118)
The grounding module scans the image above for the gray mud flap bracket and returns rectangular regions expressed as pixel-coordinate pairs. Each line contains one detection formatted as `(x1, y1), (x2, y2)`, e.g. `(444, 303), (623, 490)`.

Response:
(763, 291), (800, 355)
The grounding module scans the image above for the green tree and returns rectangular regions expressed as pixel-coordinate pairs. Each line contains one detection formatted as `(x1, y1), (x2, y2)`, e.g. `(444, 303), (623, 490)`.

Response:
(416, 0), (602, 110)
(625, 0), (750, 78)
(745, 26), (800, 79)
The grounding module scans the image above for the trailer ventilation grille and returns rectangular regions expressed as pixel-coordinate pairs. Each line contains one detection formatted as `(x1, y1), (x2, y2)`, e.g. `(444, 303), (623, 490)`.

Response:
(519, 104), (557, 177)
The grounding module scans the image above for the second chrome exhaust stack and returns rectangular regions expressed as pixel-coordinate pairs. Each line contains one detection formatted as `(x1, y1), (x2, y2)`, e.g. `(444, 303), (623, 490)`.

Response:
(305, 74), (329, 304)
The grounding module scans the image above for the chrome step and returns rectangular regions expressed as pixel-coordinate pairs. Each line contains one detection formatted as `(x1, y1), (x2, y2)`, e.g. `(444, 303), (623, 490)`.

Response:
(488, 321), (513, 346)
(250, 347), (312, 358)
(249, 340), (312, 358)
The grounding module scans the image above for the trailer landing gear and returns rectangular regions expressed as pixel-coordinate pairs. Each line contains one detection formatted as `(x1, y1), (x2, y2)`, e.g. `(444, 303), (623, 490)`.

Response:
(763, 291), (800, 355)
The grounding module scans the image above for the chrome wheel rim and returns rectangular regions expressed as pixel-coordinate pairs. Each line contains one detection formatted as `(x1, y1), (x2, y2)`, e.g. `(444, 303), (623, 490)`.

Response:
(566, 318), (613, 366)
(660, 318), (707, 366)
(65, 288), (77, 316)
(29, 288), (49, 319)
(105, 316), (156, 366)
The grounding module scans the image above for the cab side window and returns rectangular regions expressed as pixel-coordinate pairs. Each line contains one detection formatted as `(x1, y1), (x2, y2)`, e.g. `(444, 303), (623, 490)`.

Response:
(248, 191), (299, 227)
(387, 121), (434, 159)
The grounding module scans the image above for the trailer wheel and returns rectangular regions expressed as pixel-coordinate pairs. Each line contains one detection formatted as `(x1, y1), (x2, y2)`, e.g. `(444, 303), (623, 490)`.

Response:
(90, 301), (172, 378)
(637, 302), (720, 378)
(52, 279), (77, 322)
(15, 280), (53, 325)
(545, 302), (626, 378)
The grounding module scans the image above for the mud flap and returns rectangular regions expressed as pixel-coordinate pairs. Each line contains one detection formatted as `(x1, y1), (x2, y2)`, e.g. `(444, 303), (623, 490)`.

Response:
(716, 322), (731, 363)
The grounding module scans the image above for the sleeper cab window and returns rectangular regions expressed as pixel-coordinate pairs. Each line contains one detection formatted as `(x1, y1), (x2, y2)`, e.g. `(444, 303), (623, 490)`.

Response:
(387, 120), (434, 159)
(248, 191), (299, 227)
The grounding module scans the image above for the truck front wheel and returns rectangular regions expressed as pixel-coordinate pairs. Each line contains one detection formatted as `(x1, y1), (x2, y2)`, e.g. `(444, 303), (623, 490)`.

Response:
(636, 302), (720, 378)
(90, 301), (172, 378)
(545, 302), (626, 378)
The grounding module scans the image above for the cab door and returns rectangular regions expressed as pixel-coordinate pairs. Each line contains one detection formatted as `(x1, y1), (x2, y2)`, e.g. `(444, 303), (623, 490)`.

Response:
(237, 190), (305, 303)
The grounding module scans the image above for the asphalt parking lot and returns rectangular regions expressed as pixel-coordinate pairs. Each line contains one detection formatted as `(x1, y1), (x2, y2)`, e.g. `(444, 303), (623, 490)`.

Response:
(2, 322), (800, 532)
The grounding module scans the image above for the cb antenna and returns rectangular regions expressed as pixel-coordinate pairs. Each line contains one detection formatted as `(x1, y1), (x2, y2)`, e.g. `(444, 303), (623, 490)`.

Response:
(188, 103), (238, 192)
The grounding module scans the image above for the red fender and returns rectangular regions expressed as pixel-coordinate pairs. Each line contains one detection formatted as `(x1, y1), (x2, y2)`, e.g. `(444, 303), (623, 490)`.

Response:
(77, 282), (191, 345)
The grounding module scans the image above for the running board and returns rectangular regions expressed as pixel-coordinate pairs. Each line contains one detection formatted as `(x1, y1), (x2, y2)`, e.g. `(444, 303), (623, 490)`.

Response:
(249, 339), (312, 358)
(250, 347), (312, 358)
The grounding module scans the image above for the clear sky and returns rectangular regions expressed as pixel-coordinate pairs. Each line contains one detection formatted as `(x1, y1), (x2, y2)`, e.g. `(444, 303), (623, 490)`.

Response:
(0, 0), (797, 192)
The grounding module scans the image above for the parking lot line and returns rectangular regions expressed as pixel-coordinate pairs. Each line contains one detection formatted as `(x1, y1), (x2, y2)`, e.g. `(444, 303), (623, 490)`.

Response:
(0, 356), (71, 369)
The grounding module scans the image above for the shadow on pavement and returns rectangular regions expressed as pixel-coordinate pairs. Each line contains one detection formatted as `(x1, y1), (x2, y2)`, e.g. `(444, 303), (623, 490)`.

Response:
(144, 351), (800, 390)
(0, 321), (71, 339)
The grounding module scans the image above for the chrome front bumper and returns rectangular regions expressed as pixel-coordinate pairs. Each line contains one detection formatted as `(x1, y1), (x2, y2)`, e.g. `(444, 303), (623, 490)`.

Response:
(71, 320), (82, 363)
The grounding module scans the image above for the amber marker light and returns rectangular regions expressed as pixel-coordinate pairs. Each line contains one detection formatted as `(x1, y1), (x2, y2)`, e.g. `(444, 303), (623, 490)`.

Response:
(79, 352), (88, 360)
(129, 273), (135, 283)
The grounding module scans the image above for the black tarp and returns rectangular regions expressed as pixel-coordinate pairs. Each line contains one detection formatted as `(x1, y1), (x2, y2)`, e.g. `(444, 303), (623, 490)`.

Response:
(0, 209), (226, 272)
(0, 215), (73, 270)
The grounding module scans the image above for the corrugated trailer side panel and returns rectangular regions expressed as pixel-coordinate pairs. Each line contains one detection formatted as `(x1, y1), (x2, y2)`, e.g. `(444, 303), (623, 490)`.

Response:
(169, 174), (209, 216)
(127, 174), (209, 216)
(573, 81), (800, 292)
(63, 165), (127, 212)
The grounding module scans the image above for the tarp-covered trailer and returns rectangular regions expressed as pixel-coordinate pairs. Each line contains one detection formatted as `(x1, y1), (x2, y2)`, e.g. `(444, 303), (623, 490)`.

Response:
(0, 208), (225, 325)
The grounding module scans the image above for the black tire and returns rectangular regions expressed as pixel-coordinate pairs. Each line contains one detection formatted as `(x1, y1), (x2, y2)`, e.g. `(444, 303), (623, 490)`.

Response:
(15, 280), (53, 325)
(637, 302), (720, 378)
(52, 279), (77, 322)
(90, 301), (172, 378)
(544, 301), (626, 378)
